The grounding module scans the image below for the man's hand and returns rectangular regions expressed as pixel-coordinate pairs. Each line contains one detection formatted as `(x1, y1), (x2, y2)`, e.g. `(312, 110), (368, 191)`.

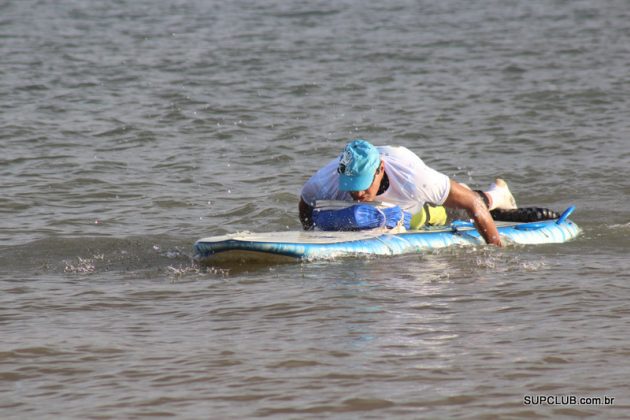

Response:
(298, 198), (314, 230)
(443, 180), (502, 246)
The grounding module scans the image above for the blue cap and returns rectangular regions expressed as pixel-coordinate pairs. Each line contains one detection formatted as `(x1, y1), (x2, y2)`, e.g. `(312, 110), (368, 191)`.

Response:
(337, 140), (380, 191)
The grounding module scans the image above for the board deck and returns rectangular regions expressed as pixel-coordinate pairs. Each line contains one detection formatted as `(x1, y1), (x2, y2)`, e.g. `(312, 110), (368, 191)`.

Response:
(194, 207), (581, 264)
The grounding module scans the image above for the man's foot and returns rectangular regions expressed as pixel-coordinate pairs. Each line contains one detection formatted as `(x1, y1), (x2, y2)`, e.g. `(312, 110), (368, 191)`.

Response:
(487, 178), (517, 210)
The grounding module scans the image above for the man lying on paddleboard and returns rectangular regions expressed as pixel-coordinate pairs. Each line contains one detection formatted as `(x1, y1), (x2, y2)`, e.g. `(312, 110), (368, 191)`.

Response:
(298, 140), (517, 246)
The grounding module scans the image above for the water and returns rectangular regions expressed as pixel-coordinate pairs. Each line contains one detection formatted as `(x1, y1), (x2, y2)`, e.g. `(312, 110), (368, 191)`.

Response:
(2, 0), (629, 417)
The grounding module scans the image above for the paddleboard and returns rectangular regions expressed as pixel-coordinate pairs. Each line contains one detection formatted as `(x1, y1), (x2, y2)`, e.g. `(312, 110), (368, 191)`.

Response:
(194, 206), (580, 264)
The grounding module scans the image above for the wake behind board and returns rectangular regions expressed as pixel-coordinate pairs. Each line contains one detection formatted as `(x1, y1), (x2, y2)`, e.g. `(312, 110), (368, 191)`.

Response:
(194, 206), (581, 264)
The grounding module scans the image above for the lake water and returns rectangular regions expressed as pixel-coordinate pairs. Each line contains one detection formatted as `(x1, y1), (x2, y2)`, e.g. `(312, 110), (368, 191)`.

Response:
(2, 0), (629, 418)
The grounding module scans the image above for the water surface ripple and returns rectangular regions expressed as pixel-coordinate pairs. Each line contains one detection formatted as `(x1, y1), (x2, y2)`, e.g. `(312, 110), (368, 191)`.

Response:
(2, 0), (629, 418)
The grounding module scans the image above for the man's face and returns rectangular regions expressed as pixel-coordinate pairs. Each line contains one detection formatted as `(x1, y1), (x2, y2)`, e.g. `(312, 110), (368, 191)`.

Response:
(349, 161), (384, 202)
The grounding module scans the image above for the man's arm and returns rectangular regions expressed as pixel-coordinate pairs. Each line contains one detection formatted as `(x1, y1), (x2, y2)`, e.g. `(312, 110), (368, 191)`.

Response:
(443, 179), (502, 246)
(299, 198), (314, 230)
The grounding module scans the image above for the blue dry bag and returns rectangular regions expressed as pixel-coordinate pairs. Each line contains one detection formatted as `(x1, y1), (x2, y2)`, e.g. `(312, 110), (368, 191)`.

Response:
(312, 204), (411, 231)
